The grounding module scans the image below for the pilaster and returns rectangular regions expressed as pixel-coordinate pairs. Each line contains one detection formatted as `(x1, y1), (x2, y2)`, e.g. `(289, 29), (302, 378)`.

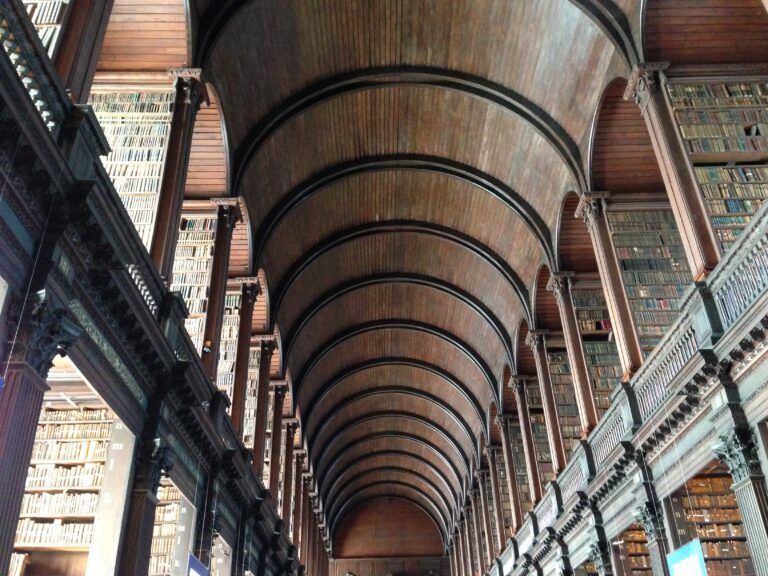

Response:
(269, 385), (287, 497)
(469, 488), (484, 572)
(633, 502), (671, 576)
(253, 338), (277, 476)
(485, 446), (507, 553)
(282, 422), (299, 522)
(497, 415), (524, 530)
(510, 376), (543, 502)
(293, 452), (305, 547)
(478, 469), (496, 564)
(231, 281), (259, 437)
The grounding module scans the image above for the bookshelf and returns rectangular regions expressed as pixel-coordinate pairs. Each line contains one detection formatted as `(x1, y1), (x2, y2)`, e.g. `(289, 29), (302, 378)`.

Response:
(575, 562), (598, 576)
(493, 449), (514, 537)
(571, 285), (622, 417)
(242, 347), (261, 449)
(89, 91), (174, 250)
(612, 524), (652, 576)
(262, 389), (276, 487)
(606, 207), (690, 357)
(150, 479), (197, 576)
(483, 472), (500, 549)
(545, 338), (580, 460)
(507, 420), (532, 513)
(22, 0), (71, 57)
(216, 291), (242, 408)
(170, 214), (217, 354)
(667, 79), (768, 253)
(667, 465), (756, 576)
(525, 379), (554, 485)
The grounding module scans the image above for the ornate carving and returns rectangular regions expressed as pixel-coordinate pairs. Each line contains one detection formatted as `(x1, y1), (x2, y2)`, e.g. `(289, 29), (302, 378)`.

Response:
(633, 501), (666, 544)
(147, 439), (176, 495)
(623, 62), (670, 106)
(713, 428), (763, 485)
(587, 542), (612, 576)
(577, 196), (602, 232)
(525, 330), (544, 354)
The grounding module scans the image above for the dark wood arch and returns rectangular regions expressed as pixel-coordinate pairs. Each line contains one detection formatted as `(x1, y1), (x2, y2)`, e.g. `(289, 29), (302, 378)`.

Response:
(532, 264), (562, 332)
(555, 191), (597, 274)
(293, 320), (497, 410)
(271, 220), (532, 323)
(283, 273), (515, 371)
(301, 357), (485, 435)
(251, 155), (556, 272)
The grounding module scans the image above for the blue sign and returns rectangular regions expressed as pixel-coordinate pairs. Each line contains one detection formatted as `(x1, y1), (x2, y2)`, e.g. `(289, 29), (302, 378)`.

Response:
(188, 554), (209, 576)
(667, 539), (707, 576)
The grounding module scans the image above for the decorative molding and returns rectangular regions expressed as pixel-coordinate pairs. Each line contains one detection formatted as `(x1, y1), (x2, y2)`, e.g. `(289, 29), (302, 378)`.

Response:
(713, 428), (763, 485)
(623, 62), (670, 106)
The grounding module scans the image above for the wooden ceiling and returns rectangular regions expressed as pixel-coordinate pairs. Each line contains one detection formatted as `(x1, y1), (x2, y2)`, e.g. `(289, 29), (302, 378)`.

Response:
(97, 0), (768, 555)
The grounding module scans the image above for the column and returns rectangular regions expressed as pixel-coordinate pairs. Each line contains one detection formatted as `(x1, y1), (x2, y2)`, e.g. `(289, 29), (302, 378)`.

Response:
(547, 272), (598, 433)
(282, 422), (298, 521)
(463, 513), (475, 576)
(576, 194), (643, 378)
(510, 377), (543, 502)
(230, 281), (259, 437)
(301, 480), (311, 565)
(634, 502), (671, 576)
(150, 69), (205, 280)
(713, 428), (768, 575)
(485, 447), (506, 553)
(53, 0), (115, 102)
(470, 488), (484, 572)
(478, 469), (495, 563)
(526, 331), (566, 473)
(269, 385), (287, 496)
(624, 63), (719, 280)
(292, 453), (305, 546)
(457, 522), (469, 576)
(252, 338), (276, 476)
(455, 532), (466, 576)
(497, 416), (524, 531)
(200, 202), (240, 378)
(449, 545), (457, 576)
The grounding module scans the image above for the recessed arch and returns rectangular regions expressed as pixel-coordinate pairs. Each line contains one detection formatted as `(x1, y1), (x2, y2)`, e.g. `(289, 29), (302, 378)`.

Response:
(555, 191), (597, 274)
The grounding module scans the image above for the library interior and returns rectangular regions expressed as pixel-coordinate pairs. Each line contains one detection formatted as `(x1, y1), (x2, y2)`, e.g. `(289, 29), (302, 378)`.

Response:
(2, 1), (768, 575)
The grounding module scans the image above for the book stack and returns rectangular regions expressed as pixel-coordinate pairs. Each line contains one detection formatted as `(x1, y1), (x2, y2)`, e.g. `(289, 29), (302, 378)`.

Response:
(545, 346), (580, 460)
(89, 91), (173, 250)
(242, 347), (261, 448)
(170, 216), (217, 354)
(571, 287), (622, 417)
(216, 291), (242, 408)
(612, 524), (652, 575)
(525, 379), (554, 484)
(9, 552), (27, 576)
(668, 80), (768, 253)
(507, 419), (532, 513)
(22, 0), (71, 57)
(149, 480), (181, 576)
(607, 209), (690, 356)
(14, 409), (114, 553)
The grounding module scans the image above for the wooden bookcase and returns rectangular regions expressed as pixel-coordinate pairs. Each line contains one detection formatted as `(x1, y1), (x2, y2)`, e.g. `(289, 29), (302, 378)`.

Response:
(507, 420), (532, 513)
(612, 523), (652, 576)
(493, 449), (514, 537)
(170, 212), (217, 354)
(666, 78), (768, 253)
(262, 389), (276, 487)
(242, 347), (260, 449)
(525, 379), (554, 485)
(545, 337), (580, 460)
(666, 464), (756, 576)
(606, 202), (691, 357)
(216, 291), (242, 408)
(483, 472), (500, 548)
(571, 281), (622, 418)
(89, 90), (174, 250)
(22, 0), (71, 58)
(150, 479), (197, 576)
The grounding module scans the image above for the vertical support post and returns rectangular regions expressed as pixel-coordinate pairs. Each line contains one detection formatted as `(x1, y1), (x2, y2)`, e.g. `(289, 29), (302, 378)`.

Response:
(201, 202), (240, 378)
(497, 416), (524, 532)
(458, 521), (469, 576)
(301, 479), (311, 566)
(526, 331), (566, 473)
(478, 469), (495, 563)
(282, 422), (298, 522)
(195, 460), (220, 567)
(150, 69), (205, 280)
(293, 453), (305, 547)
(547, 272), (598, 434)
(252, 339), (276, 476)
(485, 447), (506, 553)
(576, 195), (643, 378)
(510, 377), (542, 502)
(470, 488), (484, 572)
(634, 502), (671, 576)
(463, 513), (475, 576)
(231, 281), (259, 437)
(269, 385), (287, 497)
(624, 63), (719, 280)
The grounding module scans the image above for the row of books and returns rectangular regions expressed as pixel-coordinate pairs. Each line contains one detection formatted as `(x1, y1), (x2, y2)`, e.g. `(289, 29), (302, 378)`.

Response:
(679, 123), (768, 139)
(703, 559), (755, 576)
(494, 451), (515, 536)
(149, 552), (174, 575)
(704, 198), (764, 215)
(9, 553), (27, 576)
(16, 518), (94, 546)
(696, 165), (768, 184)
(507, 420), (533, 513)
(20, 492), (99, 517)
(676, 109), (768, 126)
(701, 540), (751, 560)
(546, 349), (581, 460)
(25, 462), (104, 490)
(35, 422), (112, 441)
(39, 409), (112, 423)
(614, 245), (686, 260)
(150, 479), (181, 574)
(684, 137), (768, 155)
(23, 0), (69, 25)
(666, 81), (768, 107)
(30, 439), (108, 463)
(217, 292), (242, 407)
(242, 348), (261, 448)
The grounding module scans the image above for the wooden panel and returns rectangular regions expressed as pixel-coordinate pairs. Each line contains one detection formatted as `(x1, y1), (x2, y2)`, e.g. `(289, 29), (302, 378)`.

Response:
(185, 91), (227, 200)
(559, 192), (597, 273)
(98, 0), (189, 71)
(644, 0), (768, 65)
(533, 267), (561, 331)
(516, 322), (537, 377)
(334, 498), (444, 558)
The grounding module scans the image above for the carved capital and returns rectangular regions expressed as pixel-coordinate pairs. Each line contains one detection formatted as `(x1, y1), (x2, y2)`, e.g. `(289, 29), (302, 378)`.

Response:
(260, 338), (278, 359)
(148, 439), (176, 496)
(510, 375), (527, 400)
(576, 196), (602, 232)
(713, 428), (764, 485)
(633, 501), (666, 544)
(623, 62), (670, 106)
(168, 68), (206, 108)
(273, 384), (287, 401)
(286, 420), (299, 437)
(587, 542), (611, 576)
(525, 330), (545, 353)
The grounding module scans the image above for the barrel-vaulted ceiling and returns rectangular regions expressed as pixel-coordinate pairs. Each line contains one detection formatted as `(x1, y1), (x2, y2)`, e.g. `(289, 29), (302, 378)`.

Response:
(190, 0), (638, 551)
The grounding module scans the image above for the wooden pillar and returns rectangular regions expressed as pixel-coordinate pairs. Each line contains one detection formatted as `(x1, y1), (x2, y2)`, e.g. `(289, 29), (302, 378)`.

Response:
(485, 448), (506, 554)
(53, 0), (115, 102)
(252, 339), (276, 476)
(463, 513), (475, 576)
(624, 63), (719, 280)
(478, 470), (495, 563)
(269, 385), (287, 497)
(713, 428), (768, 575)
(301, 480), (311, 565)
(469, 488), (484, 572)
(292, 453), (305, 546)
(231, 281), (258, 437)
(457, 522), (469, 576)
(526, 331), (566, 473)
(200, 202), (239, 378)
(576, 194), (643, 379)
(547, 272), (598, 434)
(149, 70), (205, 280)
(449, 545), (456, 576)
(497, 416), (524, 532)
(509, 377), (542, 502)
(634, 502), (671, 576)
(282, 422), (298, 521)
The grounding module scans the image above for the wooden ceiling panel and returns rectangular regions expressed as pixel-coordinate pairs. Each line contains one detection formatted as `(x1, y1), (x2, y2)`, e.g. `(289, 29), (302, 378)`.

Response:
(644, 0), (768, 65)
(296, 328), (492, 422)
(98, 0), (189, 71)
(227, 219), (250, 278)
(558, 192), (597, 273)
(185, 90), (227, 199)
